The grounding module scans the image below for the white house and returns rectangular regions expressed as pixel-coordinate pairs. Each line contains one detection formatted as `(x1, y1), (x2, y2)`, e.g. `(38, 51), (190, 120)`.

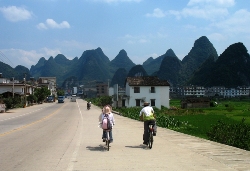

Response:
(124, 76), (170, 109)
(37, 77), (57, 96)
(0, 78), (32, 97)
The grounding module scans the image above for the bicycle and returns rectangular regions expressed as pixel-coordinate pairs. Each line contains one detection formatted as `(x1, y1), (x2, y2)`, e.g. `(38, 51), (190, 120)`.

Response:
(147, 124), (154, 149)
(103, 129), (111, 151)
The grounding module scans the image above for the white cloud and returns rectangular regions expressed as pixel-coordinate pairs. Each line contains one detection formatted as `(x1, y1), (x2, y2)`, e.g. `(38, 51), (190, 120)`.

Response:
(146, 8), (166, 18)
(56, 40), (96, 53)
(169, 0), (235, 20)
(41, 47), (61, 57)
(212, 9), (250, 34)
(37, 23), (48, 30)
(0, 6), (32, 22)
(37, 19), (70, 30)
(122, 32), (167, 45)
(184, 24), (197, 30)
(139, 39), (149, 43)
(188, 0), (235, 7)
(0, 48), (61, 68)
(122, 34), (150, 44)
(181, 6), (229, 20)
(207, 33), (227, 41)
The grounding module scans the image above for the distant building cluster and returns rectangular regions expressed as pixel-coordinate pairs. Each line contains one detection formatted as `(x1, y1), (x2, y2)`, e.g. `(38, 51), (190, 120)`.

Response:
(170, 85), (250, 98)
(0, 73), (57, 101)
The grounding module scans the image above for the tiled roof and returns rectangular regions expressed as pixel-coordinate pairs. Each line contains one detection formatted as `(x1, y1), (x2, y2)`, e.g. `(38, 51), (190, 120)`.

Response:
(126, 76), (170, 86)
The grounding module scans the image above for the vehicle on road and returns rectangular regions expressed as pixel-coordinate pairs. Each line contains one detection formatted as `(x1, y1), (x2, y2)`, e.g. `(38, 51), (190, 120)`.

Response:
(87, 102), (91, 110)
(47, 96), (54, 103)
(71, 94), (77, 102)
(58, 96), (64, 103)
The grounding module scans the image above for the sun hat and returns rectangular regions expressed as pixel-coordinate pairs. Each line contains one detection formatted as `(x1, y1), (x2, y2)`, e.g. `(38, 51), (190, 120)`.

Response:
(143, 102), (150, 106)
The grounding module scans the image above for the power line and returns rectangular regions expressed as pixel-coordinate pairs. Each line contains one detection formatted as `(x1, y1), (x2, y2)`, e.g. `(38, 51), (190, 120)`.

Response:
(0, 51), (14, 68)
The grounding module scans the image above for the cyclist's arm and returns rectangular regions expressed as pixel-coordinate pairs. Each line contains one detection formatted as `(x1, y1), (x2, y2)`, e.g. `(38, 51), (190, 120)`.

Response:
(139, 110), (144, 121)
(140, 115), (143, 121)
(111, 113), (115, 125)
(151, 107), (156, 118)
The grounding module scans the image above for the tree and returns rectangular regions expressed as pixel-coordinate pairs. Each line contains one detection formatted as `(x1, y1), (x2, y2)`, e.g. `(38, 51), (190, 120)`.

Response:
(99, 96), (113, 107)
(57, 89), (65, 96)
(34, 86), (51, 103)
(27, 94), (38, 103)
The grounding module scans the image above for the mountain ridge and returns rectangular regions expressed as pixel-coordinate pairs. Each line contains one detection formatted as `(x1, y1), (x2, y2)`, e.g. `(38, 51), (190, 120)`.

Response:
(1, 36), (250, 89)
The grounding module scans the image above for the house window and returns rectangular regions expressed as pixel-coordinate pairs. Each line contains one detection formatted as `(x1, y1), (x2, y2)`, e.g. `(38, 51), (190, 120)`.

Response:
(134, 87), (140, 93)
(150, 99), (155, 106)
(135, 99), (141, 106)
(150, 87), (155, 93)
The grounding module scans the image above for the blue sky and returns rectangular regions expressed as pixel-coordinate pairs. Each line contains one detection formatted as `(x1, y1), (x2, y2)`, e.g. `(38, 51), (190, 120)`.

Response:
(0, 0), (249, 69)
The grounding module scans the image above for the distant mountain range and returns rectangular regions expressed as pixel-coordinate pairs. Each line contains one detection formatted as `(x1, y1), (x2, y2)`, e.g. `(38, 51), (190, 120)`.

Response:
(1, 36), (250, 89)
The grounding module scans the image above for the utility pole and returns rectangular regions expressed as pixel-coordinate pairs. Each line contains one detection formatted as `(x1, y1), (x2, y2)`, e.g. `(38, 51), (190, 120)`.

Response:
(12, 77), (14, 98)
(30, 77), (35, 95)
(24, 73), (26, 107)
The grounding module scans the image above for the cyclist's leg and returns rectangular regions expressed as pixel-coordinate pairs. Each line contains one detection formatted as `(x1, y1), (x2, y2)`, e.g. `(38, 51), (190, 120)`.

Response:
(143, 120), (150, 144)
(109, 130), (113, 143)
(102, 130), (106, 142)
(151, 119), (157, 136)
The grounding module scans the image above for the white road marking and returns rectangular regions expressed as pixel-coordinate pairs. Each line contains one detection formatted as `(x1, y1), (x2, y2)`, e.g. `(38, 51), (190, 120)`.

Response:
(0, 106), (49, 122)
(67, 100), (84, 171)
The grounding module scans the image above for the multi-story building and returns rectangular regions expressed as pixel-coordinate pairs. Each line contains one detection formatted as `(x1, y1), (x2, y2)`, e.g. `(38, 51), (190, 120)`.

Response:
(37, 77), (57, 96)
(237, 86), (250, 96)
(205, 86), (225, 97)
(182, 85), (205, 97)
(96, 82), (109, 97)
(171, 85), (250, 98)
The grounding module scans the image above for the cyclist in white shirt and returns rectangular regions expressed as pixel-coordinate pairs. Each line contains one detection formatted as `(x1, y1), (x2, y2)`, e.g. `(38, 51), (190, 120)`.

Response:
(139, 102), (157, 145)
(99, 105), (115, 143)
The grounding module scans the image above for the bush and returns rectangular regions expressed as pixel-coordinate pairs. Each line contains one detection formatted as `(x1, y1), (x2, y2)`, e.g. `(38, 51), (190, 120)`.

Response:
(86, 96), (113, 107)
(27, 94), (38, 103)
(226, 104), (235, 112)
(3, 97), (13, 109)
(207, 119), (250, 150)
(12, 96), (21, 108)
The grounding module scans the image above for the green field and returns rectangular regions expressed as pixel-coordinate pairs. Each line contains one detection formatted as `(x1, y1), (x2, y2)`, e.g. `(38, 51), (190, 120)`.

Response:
(167, 99), (250, 137)
(114, 98), (250, 150)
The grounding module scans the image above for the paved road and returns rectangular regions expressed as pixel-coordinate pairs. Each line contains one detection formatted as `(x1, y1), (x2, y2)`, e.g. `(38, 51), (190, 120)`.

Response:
(0, 98), (249, 171)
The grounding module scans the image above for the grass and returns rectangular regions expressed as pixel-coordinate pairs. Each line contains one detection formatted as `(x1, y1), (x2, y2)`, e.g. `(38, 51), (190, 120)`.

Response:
(167, 99), (250, 139)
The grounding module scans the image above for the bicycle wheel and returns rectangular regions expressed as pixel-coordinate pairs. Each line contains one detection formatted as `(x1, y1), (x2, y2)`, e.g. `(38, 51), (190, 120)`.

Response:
(148, 131), (153, 149)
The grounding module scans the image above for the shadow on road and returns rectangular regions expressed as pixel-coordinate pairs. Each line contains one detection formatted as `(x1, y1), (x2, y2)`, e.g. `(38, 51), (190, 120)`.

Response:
(86, 145), (110, 152)
(125, 144), (148, 149)
(86, 145), (103, 151)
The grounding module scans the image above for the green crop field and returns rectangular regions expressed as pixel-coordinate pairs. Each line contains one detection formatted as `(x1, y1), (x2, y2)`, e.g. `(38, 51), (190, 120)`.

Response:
(113, 98), (250, 150)
(168, 99), (250, 138)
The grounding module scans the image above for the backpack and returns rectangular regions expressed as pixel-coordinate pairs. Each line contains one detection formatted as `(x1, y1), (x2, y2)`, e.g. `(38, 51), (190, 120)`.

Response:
(102, 114), (112, 130)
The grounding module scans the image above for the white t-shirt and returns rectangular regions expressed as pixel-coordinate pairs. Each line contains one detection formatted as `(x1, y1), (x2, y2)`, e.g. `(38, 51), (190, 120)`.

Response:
(139, 106), (154, 116)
